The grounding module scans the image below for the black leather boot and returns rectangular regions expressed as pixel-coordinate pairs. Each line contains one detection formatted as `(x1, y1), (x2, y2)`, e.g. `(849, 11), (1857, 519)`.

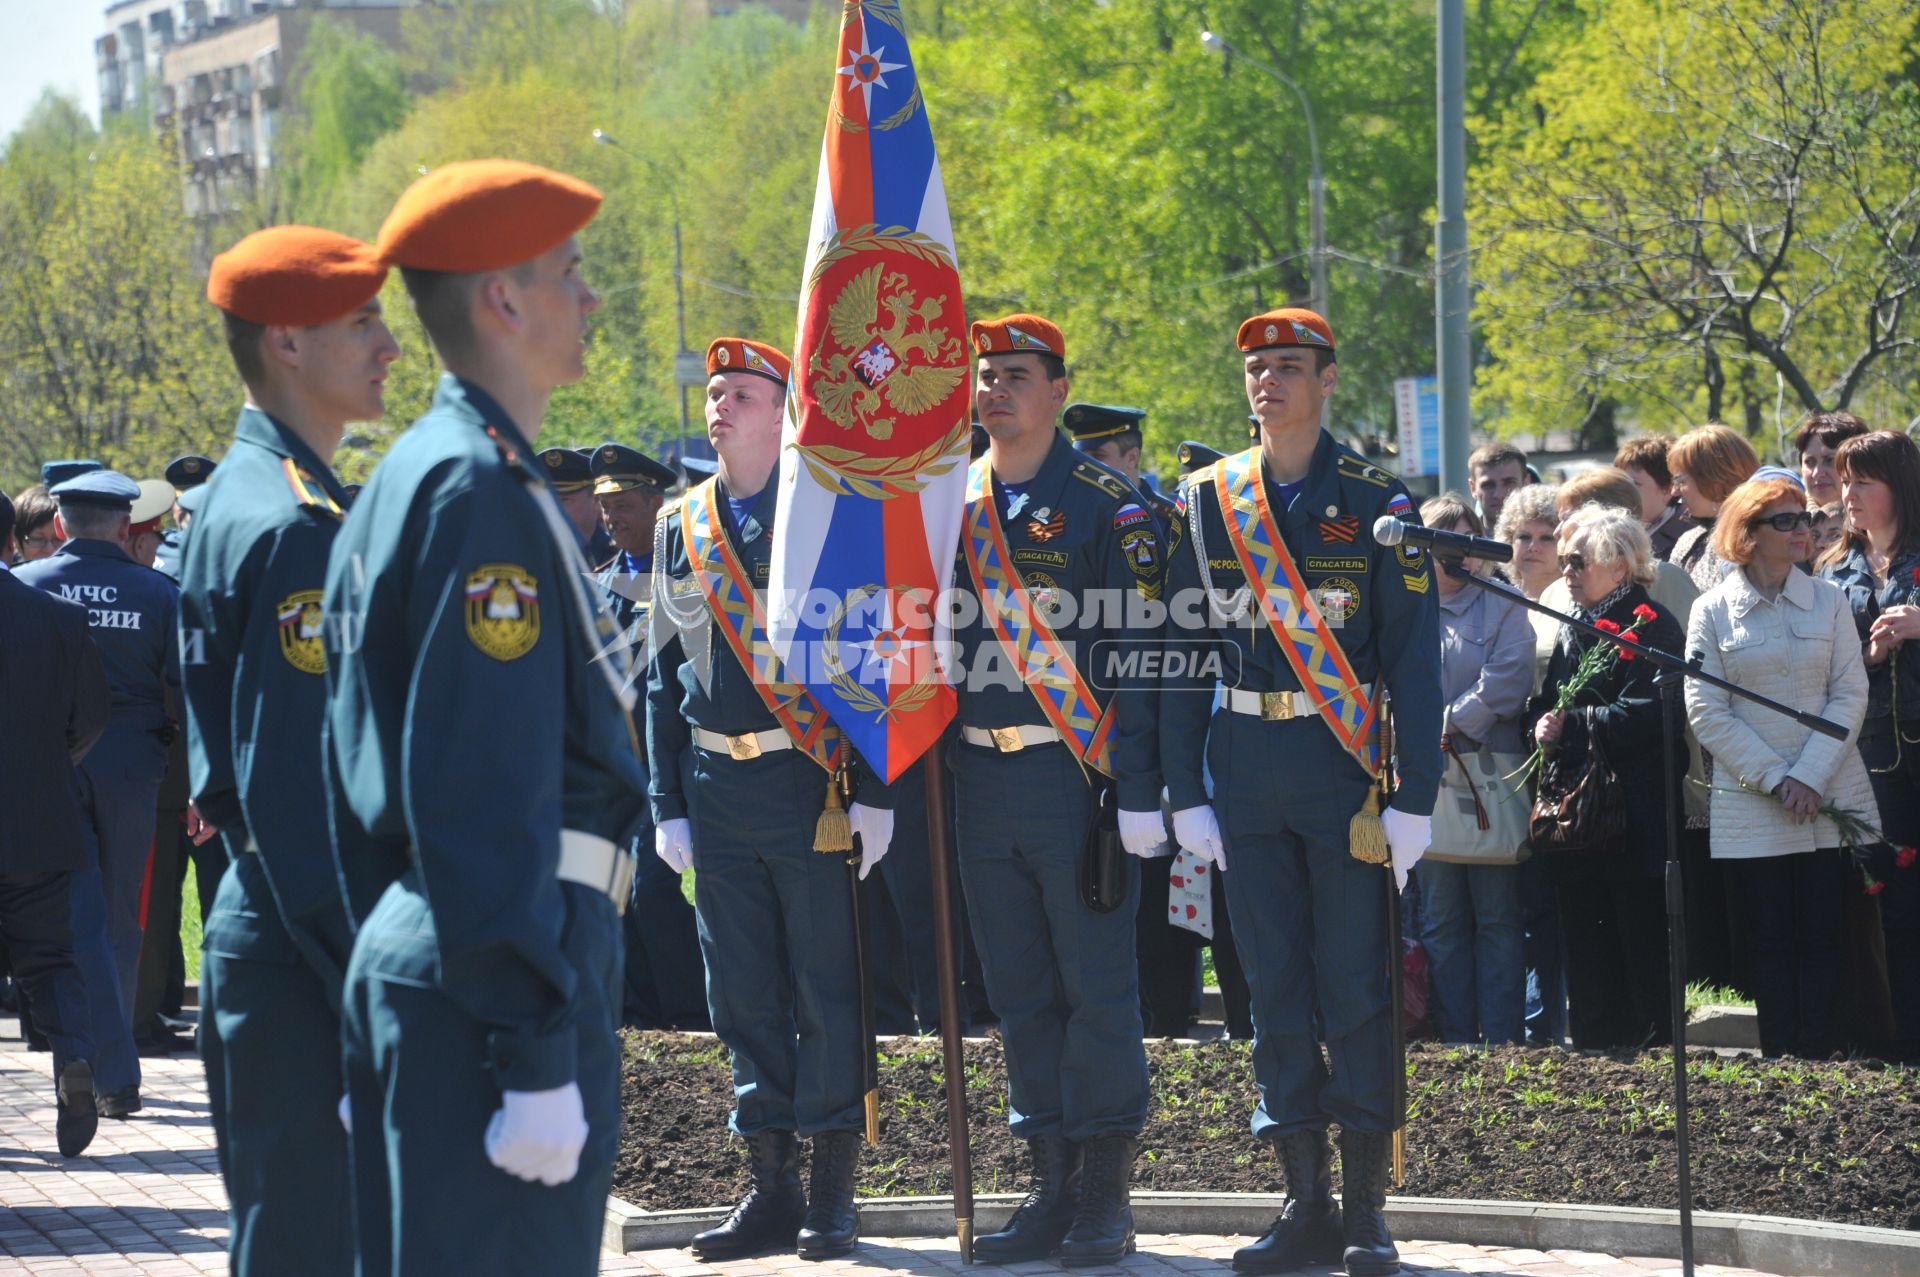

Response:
(1339, 1128), (1401, 1276)
(1058, 1133), (1136, 1266)
(796, 1130), (862, 1259)
(1232, 1129), (1342, 1272)
(974, 1134), (1080, 1262)
(691, 1130), (806, 1261)
(55, 1060), (96, 1159)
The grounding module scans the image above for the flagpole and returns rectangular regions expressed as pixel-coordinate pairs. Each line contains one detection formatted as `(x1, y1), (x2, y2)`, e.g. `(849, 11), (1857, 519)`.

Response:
(921, 734), (974, 1262)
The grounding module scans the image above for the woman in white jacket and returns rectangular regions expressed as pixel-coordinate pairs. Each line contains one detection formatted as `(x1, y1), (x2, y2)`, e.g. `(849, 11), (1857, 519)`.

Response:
(1684, 475), (1878, 1058)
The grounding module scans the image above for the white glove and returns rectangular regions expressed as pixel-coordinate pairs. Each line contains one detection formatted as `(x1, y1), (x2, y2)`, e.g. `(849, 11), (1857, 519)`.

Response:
(1118, 808), (1169, 858)
(1382, 806), (1432, 893)
(484, 1083), (589, 1186)
(848, 802), (894, 880)
(655, 818), (693, 874)
(337, 1092), (352, 1134)
(1171, 805), (1227, 871)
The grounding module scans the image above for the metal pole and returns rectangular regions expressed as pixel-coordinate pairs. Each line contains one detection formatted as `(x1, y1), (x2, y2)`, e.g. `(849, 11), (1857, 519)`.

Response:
(673, 214), (691, 438)
(1659, 672), (1697, 1277)
(921, 736), (974, 1262)
(1435, 0), (1472, 494)
(1308, 168), (1328, 321)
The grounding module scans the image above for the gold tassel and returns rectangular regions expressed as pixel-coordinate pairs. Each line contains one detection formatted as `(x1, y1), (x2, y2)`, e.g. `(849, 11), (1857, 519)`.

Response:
(814, 768), (853, 853)
(1349, 787), (1389, 865)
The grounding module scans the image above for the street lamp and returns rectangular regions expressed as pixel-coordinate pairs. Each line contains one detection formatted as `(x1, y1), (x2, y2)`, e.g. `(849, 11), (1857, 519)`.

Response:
(1199, 30), (1328, 323)
(593, 127), (696, 440)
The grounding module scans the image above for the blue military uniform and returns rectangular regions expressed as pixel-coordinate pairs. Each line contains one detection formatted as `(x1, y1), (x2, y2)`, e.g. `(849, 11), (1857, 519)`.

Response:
(16, 472), (181, 1111)
(324, 375), (647, 1276)
(1162, 428), (1439, 1138)
(645, 473), (888, 1136)
(947, 427), (1159, 1139)
(589, 442), (708, 1032)
(177, 407), (355, 1274)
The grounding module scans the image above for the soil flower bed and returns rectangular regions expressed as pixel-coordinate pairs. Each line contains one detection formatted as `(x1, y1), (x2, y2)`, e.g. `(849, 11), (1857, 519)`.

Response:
(615, 1033), (1920, 1231)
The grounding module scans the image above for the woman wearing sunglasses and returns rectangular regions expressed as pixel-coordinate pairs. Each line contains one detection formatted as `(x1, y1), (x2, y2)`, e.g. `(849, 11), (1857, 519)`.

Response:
(1685, 476), (1876, 1058)
(1820, 430), (1920, 1058)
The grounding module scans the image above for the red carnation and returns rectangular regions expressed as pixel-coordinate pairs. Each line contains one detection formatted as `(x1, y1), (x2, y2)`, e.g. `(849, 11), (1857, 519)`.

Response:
(1911, 566), (1920, 587)
(1618, 632), (1642, 660)
(1867, 879), (1887, 896)
(1594, 618), (1622, 634)
(1898, 846), (1918, 870)
(1633, 603), (1659, 624)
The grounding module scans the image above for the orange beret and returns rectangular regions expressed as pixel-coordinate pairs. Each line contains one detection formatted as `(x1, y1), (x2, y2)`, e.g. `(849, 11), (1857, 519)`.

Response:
(1237, 307), (1335, 355)
(207, 226), (387, 326)
(969, 313), (1065, 361)
(376, 159), (602, 273)
(706, 338), (790, 385)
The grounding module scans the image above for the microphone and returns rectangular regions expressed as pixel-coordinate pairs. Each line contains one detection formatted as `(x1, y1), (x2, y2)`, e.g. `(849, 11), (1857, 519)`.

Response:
(1372, 516), (1514, 563)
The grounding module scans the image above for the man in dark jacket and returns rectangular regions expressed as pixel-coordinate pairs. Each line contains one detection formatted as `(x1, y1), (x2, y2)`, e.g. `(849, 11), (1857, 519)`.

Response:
(0, 492), (111, 1156)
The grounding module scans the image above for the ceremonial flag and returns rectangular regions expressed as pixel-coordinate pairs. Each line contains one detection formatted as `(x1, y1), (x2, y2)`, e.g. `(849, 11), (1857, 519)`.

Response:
(769, 0), (968, 783)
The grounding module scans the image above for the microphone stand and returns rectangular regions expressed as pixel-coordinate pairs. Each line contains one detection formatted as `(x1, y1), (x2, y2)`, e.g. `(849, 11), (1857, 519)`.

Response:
(1430, 551), (1846, 1277)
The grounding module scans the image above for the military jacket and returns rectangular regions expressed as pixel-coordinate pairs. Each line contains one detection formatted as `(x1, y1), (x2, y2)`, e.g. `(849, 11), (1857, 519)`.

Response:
(949, 431), (1164, 812)
(1821, 540), (1920, 723)
(177, 406), (354, 983)
(1159, 430), (1441, 817)
(645, 477), (890, 824)
(17, 539), (179, 736)
(322, 374), (648, 1093)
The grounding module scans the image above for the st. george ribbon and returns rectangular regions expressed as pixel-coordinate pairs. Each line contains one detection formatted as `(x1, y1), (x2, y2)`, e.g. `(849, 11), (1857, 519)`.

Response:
(768, 0), (970, 781)
(1372, 515), (1514, 563)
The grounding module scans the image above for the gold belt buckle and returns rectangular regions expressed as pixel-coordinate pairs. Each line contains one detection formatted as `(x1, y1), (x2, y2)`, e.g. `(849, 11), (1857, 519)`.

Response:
(726, 732), (763, 761)
(989, 726), (1025, 753)
(1260, 691), (1296, 721)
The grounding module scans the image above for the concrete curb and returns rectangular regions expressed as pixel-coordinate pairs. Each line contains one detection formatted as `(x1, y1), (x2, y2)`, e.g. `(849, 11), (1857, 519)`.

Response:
(604, 1192), (1919, 1276)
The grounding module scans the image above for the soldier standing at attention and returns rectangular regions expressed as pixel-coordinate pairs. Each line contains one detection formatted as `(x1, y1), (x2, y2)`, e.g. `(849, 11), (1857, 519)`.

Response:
(588, 441), (709, 1033)
(1161, 309), (1439, 1277)
(647, 338), (894, 1262)
(178, 225), (399, 1274)
(17, 469), (180, 1121)
(948, 315), (1162, 1266)
(322, 160), (647, 1277)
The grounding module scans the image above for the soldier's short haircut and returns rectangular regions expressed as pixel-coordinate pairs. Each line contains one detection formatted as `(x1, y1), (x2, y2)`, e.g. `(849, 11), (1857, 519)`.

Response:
(1040, 353), (1067, 382)
(55, 498), (129, 542)
(222, 310), (269, 388)
(401, 261), (539, 362)
(1468, 441), (1529, 476)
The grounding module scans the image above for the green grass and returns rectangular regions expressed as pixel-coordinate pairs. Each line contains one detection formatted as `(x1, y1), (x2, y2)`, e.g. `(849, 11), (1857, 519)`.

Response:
(181, 881), (203, 983)
(1685, 980), (1754, 1011)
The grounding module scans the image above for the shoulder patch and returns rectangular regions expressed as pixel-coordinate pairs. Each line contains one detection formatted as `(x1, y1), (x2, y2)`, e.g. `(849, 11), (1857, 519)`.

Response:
(281, 459), (344, 519)
(275, 590), (327, 674)
(1337, 454), (1393, 489)
(464, 564), (541, 661)
(1071, 460), (1132, 499)
(1114, 502), (1152, 530)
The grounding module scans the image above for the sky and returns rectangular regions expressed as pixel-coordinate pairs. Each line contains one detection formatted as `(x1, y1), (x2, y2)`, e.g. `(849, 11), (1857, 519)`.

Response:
(0, 3), (105, 142)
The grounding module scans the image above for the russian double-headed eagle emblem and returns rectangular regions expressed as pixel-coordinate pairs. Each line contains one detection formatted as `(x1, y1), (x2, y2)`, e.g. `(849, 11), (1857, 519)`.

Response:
(809, 262), (965, 442)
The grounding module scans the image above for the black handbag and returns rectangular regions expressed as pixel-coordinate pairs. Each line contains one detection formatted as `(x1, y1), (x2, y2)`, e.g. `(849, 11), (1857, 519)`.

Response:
(1528, 711), (1628, 855)
(1081, 783), (1128, 913)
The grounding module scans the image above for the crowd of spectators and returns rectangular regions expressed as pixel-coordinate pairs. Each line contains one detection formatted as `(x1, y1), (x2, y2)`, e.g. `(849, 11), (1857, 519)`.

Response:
(1417, 418), (1920, 1059)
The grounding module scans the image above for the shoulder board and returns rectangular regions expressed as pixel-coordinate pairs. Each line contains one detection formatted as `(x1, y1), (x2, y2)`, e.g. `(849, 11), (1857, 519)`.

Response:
(281, 458), (344, 520)
(1071, 460), (1132, 500)
(1186, 461), (1222, 490)
(1335, 453), (1394, 489)
(658, 497), (684, 520)
(480, 424), (534, 476)
(594, 554), (620, 574)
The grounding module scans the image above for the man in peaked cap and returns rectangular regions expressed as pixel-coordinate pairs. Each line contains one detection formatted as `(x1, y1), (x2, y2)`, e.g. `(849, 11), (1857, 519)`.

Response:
(322, 160), (647, 1277)
(176, 223), (399, 1276)
(16, 469), (180, 1123)
(41, 460), (103, 489)
(165, 455), (216, 492)
(537, 445), (608, 558)
(647, 337), (894, 1261)
(154, 456), (217, 584)
(948, 314), (1161, 1265)
(586, 441), (707, 1034)
(1160, 308), (1439, 1277)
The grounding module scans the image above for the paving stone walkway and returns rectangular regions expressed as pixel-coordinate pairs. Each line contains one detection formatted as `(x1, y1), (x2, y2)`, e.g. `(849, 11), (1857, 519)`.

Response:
(0, 1021), (1806, 1276)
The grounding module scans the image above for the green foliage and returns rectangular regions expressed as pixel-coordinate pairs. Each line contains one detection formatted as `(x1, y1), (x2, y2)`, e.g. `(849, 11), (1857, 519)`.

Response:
(278, 17), (412, 224)
(1472, 0), (1920, 445)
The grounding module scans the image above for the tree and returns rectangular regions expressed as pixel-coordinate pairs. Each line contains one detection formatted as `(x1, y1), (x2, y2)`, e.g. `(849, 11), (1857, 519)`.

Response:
(1472, 0), (1920, 447)
(276, 17), (413, 225)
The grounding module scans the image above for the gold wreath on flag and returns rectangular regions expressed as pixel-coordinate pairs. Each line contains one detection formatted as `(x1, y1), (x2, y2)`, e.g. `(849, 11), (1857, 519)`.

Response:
(823, 582), (944, 722)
